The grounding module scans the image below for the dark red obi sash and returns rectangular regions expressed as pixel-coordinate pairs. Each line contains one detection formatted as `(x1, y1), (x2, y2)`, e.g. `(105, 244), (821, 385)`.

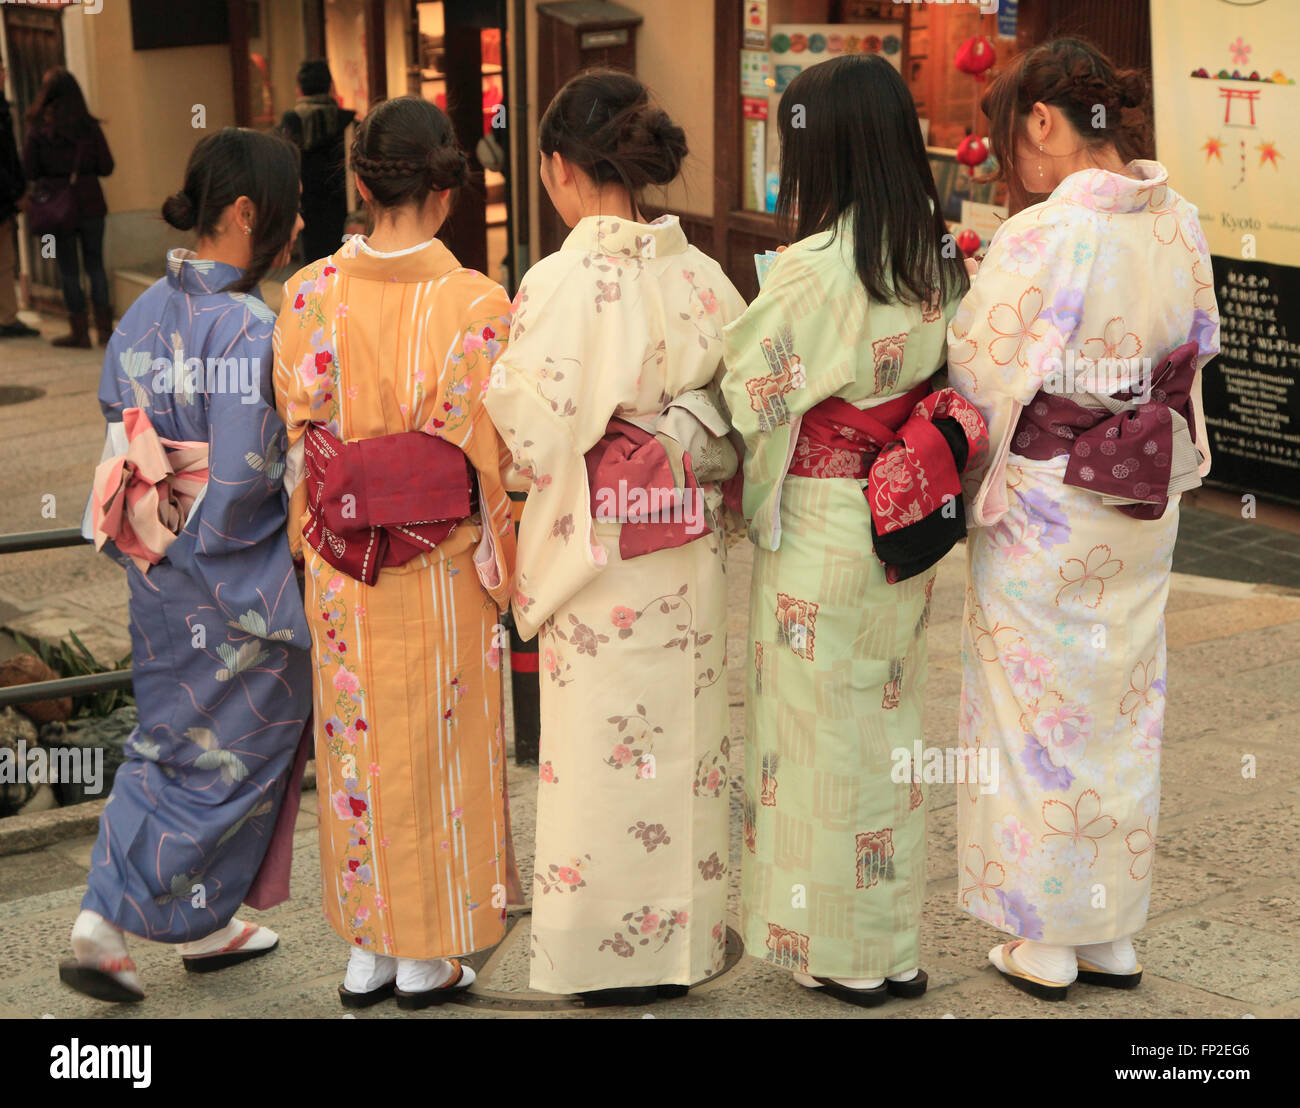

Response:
(586, 417), (712, 560)
(789, 382), (989, 583)
(302, 424), (473, 585)
(1010, 341), (1200, 521)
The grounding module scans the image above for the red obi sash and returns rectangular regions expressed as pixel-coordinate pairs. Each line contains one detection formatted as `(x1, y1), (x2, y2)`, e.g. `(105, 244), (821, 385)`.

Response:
(1010, 341), (1199, 520)
(302, 424), (473, 585)
(586, 418), (712, 560)
(790, 382), (989, 582)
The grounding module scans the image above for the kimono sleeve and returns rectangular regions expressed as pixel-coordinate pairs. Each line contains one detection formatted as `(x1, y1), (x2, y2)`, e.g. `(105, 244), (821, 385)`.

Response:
(946, 208), (1097, 526)
(272, 295), (310, 560)
(719, 243), (858, 545)
(482, 257), (610, 640)
(168, 318), (311, 650)
(425, 285), (517, 611)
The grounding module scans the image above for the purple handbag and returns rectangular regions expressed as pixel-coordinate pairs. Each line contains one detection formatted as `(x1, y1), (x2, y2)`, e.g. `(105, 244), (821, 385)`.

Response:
(26, 137), (86, 236)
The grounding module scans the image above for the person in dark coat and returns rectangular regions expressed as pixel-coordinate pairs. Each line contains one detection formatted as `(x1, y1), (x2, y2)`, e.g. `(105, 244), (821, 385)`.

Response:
(0, 55), (38, 339)
(22, 67), (114, 348)
(278, 59), (354, 263)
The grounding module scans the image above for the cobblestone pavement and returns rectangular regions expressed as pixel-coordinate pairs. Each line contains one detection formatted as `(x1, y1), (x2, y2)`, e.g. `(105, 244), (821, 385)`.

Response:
(1, 321), (1298, 1018)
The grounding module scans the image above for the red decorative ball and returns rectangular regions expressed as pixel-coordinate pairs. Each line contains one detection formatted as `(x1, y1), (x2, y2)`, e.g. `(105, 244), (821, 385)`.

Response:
(956, 229), (982, 257)
(955, 134), (989, 167)
(954, 36), (996, 78)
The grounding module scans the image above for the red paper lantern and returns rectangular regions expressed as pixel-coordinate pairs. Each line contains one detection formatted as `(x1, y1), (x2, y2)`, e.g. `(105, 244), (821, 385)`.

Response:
(956, 229), (982, 257)
(955, 134), (989, 167)
(954, 36), (996, 80)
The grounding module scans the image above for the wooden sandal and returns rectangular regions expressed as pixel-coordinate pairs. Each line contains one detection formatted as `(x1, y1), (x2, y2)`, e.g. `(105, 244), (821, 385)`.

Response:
(182, 923), (278, 973)
(58, 956), (145, 1004)
(1076, 956), (1143, 989)
(990, 941), (1072, 1001)
(394, 959), (471, 1010)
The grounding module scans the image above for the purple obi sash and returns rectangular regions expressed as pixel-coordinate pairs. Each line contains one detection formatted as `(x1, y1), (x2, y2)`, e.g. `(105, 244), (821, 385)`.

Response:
(1010, 341), (1200, 520)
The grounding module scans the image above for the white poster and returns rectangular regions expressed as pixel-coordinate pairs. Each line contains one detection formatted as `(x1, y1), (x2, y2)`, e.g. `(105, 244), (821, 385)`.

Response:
(1150, 0), (1300, 267)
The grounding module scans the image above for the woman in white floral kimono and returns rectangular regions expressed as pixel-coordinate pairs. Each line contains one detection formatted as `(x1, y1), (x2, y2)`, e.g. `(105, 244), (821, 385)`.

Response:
(949, 40), (1219, 999)
(485, 71), (746, 1005)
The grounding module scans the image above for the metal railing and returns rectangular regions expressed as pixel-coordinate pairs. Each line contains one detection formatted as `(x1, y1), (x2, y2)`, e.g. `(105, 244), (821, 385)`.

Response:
(0, 528), (134, 709)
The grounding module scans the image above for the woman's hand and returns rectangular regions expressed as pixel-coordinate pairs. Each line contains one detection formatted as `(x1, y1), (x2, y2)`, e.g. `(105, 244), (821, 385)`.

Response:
(964, 256), (980, 278)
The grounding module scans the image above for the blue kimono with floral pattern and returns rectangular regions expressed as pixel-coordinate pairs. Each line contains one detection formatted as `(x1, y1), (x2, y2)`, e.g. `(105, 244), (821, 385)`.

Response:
(82, 251), (313, 941)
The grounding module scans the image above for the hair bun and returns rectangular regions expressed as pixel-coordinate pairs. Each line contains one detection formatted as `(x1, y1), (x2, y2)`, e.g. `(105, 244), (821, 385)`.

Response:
(1117, 70), (1147, 109)
(161, 190), (197, 231)
(427, 145), (469, 191)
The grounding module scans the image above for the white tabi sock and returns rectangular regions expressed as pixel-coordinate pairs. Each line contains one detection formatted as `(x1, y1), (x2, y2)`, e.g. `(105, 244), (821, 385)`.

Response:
(1002, 940), (1077, 984)
(888, 967), (920, 983)
(396, 957), (475, 993)
(175, 917), (278, 957)
(793, 971), (885, 990)
(344, 947), (398, 993)
(70, 909), (142, 991)
(1076, 936), (1139, 974)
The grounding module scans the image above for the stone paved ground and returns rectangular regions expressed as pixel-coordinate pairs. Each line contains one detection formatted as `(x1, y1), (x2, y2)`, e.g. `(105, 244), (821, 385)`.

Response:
(1, 320), (1299, 1018)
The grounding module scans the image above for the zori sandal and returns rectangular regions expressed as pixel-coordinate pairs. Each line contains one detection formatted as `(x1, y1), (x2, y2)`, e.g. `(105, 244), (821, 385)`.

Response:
(58, 957), (145, 1004)
(886, 968), (929, 999)
(989, 941), (1072, 1001)
(1076, 956), (1143, 989)
(394, 959), (475, 1010)
(181, 922), (278, 973)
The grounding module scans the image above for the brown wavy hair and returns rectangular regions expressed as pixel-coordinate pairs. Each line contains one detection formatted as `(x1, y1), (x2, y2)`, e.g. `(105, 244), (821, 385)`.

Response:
(981, 38), (1152, 212)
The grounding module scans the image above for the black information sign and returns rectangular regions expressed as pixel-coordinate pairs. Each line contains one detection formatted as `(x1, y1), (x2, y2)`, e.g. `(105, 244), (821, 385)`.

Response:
(1201, 255), (1300, 506)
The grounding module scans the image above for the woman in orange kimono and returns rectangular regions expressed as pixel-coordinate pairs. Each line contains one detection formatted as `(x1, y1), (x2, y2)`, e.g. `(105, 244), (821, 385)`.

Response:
(273, 97), (516, 1010)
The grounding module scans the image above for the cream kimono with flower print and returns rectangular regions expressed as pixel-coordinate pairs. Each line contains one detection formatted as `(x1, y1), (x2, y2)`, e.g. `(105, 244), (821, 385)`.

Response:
(485, 214), (746, 993)
(947, 162), (1219, 945)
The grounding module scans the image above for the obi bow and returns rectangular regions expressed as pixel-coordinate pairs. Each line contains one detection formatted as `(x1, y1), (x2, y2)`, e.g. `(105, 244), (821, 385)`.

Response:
(90, 407), (210, 572)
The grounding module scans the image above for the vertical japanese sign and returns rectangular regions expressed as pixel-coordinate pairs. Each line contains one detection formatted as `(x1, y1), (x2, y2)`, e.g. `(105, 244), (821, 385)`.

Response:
(1151, 0), (1300, 501)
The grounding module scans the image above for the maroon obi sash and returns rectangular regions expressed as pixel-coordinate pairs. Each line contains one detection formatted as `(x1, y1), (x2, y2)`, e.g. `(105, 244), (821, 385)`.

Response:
(790, 382), (989, 583)
(302, 424), (473, 585)
(1010, 341), (1199, 520)
(586, 417), (712, 560)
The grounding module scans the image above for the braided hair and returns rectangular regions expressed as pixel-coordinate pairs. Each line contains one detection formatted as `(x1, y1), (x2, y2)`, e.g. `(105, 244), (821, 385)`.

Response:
(350, 97), (469, 211)
(981, 38), (1152, 212)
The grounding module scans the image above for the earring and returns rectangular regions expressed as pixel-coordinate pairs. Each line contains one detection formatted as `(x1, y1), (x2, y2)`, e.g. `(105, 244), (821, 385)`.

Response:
(1037, 142), (1045, 178)
(244, 226), (251, 235)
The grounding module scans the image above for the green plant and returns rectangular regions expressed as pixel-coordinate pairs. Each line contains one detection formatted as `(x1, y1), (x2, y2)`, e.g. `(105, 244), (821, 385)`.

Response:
(8, 629), (134, 719)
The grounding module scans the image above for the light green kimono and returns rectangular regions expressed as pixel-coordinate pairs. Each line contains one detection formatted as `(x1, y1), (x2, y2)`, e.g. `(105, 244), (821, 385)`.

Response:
(720, 215), (957, 978)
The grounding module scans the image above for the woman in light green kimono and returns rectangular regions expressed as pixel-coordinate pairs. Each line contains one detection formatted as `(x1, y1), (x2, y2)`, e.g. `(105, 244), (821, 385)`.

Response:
(721, 54), (969, 1007)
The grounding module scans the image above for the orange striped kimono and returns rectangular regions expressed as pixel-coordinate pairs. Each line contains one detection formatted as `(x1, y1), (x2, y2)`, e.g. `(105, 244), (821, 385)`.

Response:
(272, 235), (516, 960)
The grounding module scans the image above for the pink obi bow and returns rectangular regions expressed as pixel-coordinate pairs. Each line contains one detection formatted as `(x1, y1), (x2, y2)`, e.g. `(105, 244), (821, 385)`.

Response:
(585, 418), (712, 560)
(90, 408), (210, 572)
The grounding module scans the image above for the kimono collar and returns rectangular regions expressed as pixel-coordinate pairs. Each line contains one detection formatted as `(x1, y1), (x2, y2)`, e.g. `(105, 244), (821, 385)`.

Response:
(165, 249), (247, 296)
(331, 233), (463, 283)
(1052, 160), (1171, 214)
(562, 213), (688, 261)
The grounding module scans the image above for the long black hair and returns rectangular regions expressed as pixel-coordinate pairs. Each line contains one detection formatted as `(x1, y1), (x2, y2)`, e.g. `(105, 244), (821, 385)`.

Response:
(161, 128), (302, 294)
(777, 54), (966, 307)
(27, 67), (97, 137)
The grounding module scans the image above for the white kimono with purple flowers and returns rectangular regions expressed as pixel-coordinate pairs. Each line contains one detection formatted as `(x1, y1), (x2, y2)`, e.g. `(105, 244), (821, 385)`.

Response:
(946, 162), (1219, 944)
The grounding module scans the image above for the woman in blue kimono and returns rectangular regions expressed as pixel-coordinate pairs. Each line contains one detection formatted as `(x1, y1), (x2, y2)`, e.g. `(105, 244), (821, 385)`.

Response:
(59, 129), (314, 1004)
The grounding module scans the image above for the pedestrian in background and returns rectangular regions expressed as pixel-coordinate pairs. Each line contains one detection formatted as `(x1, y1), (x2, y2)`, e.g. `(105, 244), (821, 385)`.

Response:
(722, 53), (978, 1009)
(279, 58), (354, 264)
(0, 55), (38, 339)
(61, 128), (312, 1004)
(22, 67), (114, 348)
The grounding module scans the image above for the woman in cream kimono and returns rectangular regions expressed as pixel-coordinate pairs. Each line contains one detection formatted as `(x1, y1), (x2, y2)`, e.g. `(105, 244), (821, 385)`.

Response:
(949, 40), (1219, 999)
(485, 71), (745, 1004)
